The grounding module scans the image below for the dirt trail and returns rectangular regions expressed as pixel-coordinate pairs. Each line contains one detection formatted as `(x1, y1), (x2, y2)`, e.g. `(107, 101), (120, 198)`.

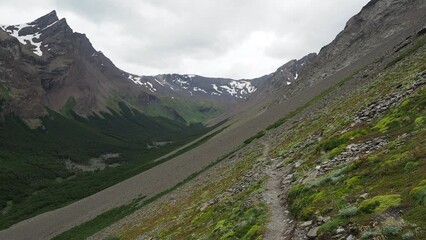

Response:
(262, 141), (295, 240)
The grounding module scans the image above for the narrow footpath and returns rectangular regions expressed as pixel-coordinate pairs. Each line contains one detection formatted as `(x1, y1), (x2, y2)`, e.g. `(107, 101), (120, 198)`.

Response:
(262, 141), (296, 240)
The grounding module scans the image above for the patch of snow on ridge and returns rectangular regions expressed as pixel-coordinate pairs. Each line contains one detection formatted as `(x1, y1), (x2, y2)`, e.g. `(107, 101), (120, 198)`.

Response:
(212, 84), (223, 94)
(128, 74), (142, 84)
(128, 74), (156, 92)
(0, 20), (58, 56)
(215, 80), (256, 98)
(231, 81), (256, 93)
(295, 73), (299, 80)
(154, 78), (165, 86)
(286, 81), (292, 85)
(174, 78), (189, 87)
(193, 87), (207, 93)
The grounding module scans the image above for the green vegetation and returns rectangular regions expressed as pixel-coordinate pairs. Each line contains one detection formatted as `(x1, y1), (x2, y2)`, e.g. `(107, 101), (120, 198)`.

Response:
(0, 103), (219, 230)
(359, 195), (401, 213)
(143, 97), (223, 124)
(53, 34), (426, 240)
(58, 144), (267, 239)
(54, 142), (244, 239)
(243, 130), (265, 145)
(409, 180), (426, 205)
(59, 96), (76, 117)
(275, 36), (426, 239)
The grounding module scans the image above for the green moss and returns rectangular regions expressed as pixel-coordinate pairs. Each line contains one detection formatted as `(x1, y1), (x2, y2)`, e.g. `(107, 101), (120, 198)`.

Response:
(374, 116), (401, 132)
(359, 194), (401, 213)
(409, 180), (426, 205)
(404, 161), (419, 171)
(400, 99), (410, 107)
(415, 116), (425, 125)
(345, 176), (361, 189)
(310, 191), (326, 203)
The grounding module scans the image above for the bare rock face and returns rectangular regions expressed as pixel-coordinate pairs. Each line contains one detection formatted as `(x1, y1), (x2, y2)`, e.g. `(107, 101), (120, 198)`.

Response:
(0, 11), (156, 118)
(308, 0), (426, 80)
(255, 0), (426, 104)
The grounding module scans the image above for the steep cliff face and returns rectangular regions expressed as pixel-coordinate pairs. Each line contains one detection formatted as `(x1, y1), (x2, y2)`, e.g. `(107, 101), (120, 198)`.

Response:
(243, 0), (426, 115)
(0, 11), (160, 119)
(303, 0), (426, 85)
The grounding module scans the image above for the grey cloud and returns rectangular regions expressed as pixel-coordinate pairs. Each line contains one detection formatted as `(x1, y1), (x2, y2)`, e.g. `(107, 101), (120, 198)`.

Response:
(0, 0), (370, 78)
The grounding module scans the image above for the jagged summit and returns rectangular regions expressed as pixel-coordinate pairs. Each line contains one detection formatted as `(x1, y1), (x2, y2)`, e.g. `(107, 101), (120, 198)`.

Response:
(0, 10), (269, 119)
(31, 10), (59, 28)
(0, 10), (71, 57)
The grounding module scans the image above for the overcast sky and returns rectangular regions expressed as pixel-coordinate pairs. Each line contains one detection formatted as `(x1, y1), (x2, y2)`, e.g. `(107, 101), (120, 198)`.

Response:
(0, 0), (370, 79)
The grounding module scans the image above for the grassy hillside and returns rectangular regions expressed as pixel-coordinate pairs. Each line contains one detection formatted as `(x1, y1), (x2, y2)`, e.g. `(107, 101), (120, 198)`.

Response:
(143, 97), (223, 124)
(82, 36), (426, 239)
(0, 103), (217, 229)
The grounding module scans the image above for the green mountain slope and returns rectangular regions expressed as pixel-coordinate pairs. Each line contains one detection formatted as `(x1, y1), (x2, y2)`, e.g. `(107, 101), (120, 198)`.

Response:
(0, 103), (217, 229)
(82, 34), (426, 240)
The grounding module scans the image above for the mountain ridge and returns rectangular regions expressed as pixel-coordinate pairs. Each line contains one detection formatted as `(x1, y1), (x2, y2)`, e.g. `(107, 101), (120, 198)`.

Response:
(1, 1), (425, 239)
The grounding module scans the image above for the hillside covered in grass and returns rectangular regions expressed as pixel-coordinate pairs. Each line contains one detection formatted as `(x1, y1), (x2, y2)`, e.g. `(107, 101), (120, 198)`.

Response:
(82, 33), (426, 240)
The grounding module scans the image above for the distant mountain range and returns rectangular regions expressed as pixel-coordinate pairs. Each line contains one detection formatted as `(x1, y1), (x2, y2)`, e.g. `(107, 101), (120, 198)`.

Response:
(0, 11), (310, 123)
(0, 0), (426, 238)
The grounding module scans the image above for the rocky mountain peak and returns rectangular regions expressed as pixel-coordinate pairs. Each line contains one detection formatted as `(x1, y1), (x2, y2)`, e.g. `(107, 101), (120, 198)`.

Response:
(30, 10), (59, 29)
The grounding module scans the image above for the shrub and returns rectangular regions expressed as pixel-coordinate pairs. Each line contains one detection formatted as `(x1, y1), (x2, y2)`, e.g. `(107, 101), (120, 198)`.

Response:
(361, 230), (379, 239)
(381, 225), (401, 236)
(409, 180), (426, 205)
(374, 116), (400, 132)
(322, 137), (347, 151)
(414, 116), (424, 125)
(345, 176), (361, 189)
(402, 231), (415, 239)
(404, 161), (419, 171)
(319, 219), (344, 234)
(339, 206), (358, 218)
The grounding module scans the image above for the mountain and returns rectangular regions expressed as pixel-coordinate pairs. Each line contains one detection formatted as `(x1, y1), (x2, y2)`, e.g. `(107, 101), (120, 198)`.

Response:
(1, 0), (425, 239)
(64, 1), (425, 239)
(128, 73), (260, 100)
(0, 10), (265, 123)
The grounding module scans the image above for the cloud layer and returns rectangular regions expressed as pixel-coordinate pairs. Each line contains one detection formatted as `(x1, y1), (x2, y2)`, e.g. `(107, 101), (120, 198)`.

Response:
(0, 0), (370, 79)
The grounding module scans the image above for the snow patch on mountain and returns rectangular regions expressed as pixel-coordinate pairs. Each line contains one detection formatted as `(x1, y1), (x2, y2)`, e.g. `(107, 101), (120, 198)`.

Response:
(212, 84), (223, 94)
(126, 73), (257, 99)
(0, 20), (58, 56)
(128, 74), (156, 92)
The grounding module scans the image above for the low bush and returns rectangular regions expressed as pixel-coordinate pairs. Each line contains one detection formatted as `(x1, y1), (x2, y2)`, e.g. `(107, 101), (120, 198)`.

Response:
(339, 206), (358, 218)
(359, 195), (401, 213)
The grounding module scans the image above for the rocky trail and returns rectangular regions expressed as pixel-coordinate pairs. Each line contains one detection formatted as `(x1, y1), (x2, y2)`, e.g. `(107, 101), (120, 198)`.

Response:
(262, 141), (296, 240)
